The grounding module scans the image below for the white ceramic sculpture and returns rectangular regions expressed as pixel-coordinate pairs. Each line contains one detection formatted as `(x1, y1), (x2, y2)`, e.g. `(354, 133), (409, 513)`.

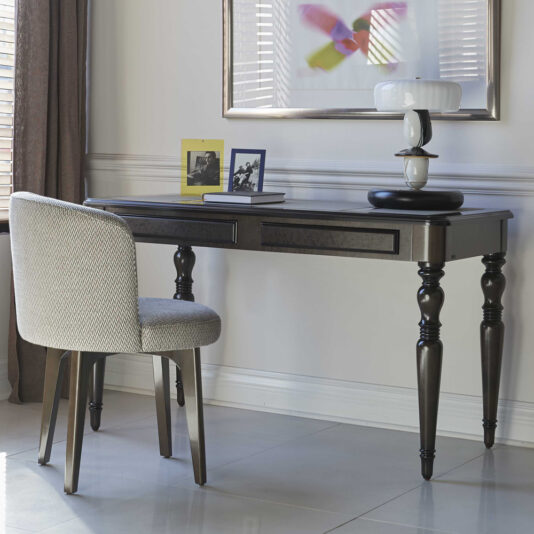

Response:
(374, 79), (462, 191)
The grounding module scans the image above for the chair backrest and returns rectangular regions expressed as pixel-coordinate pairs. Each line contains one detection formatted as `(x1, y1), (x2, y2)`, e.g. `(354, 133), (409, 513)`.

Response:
(9, 192), (142, 353)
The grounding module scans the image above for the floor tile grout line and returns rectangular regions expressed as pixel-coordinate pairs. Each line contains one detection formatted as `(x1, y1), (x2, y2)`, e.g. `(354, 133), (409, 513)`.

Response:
(321, 480), (427, 534)
(360, 517), (457, 534)
(323, 447), (498, 534)
(199, 436), (488, 522)
(3, 397), (503, 505)
(345, 517), (457, 534)
(29, 442), (494, 520)
(5, 410), (159, 460)
(25, 484), (350, 533)
(156, 422), (349, 512)
(430, 447), (499, 482)
(6, 521), (57, 534)
(4, 523), (36, 533)
(192, 485), (354, 517)
(161, 419), (343, 490)
(15, 469), (350, 532)
(7, 413), (342, 496)
(2, 397), (524, 534)
(187, 421), (343, 482)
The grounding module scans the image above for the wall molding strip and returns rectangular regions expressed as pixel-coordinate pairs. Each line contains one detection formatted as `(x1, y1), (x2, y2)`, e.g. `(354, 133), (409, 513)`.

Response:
(104, 354), (534, 448)
(87, 152), (534, 197)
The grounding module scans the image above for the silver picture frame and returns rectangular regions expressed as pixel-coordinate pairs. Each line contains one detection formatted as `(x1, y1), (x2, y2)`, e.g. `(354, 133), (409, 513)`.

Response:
(223, 0), (500, 121)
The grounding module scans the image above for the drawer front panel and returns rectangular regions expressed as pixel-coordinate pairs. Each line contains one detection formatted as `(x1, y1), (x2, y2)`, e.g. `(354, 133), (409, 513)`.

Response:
(123, 216), (237, 244)
(261, 223), (399, 255)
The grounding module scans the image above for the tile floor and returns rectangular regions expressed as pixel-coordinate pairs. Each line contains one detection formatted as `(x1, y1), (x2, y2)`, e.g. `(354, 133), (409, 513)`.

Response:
(1, 390), (533, 533)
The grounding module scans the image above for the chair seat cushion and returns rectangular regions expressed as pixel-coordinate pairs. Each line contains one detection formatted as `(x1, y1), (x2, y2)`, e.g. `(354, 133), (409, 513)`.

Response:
(139, 297), (221, 352)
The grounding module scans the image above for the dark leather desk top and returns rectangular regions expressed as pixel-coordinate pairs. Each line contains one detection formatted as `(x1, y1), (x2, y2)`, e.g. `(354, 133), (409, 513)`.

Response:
(84, 195), (512, 263)
(85, 195), (513, 225)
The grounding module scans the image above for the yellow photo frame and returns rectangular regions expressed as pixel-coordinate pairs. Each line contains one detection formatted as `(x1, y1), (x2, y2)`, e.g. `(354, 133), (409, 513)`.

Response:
(181, 139), (224, 196)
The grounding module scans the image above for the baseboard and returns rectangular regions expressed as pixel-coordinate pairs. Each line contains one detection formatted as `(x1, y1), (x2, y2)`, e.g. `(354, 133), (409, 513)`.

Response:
(104, 354), (534, 448)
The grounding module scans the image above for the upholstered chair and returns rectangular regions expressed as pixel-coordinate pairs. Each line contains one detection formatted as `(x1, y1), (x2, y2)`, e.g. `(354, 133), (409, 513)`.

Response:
(9, 192), (221, 494)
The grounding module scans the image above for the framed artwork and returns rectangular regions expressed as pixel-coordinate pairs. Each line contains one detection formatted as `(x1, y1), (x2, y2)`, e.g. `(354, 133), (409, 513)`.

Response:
(228, 149), (266, 192)
(223, 0), (500, 120)
(181, 139), (224, 196)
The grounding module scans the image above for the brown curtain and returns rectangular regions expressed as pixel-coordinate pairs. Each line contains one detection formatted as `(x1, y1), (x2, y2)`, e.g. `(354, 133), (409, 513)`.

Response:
(8, 0), (88, 403)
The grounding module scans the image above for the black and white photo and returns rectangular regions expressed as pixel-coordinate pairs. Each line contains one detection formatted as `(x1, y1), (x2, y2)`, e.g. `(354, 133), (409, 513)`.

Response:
(228, 149), (266, 192)
(187, 150), (222, 186)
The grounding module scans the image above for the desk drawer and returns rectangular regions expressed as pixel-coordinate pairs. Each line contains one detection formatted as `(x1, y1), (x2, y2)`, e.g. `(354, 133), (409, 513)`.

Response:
(261, 223), (399, 255)
(123, 216), (237, 245)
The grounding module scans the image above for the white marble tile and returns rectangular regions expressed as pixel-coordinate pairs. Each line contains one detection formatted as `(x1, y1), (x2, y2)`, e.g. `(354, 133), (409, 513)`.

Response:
(0, 401), (48, 457)
(38, 484), (352, 534)
(4, 391), (527, 534)
(204, 423), (486, 515)
(9, 403), (336, 490)
(0, 457), (157, 532)
(0, 390), (155, 458)
(364, 446), (534, 534)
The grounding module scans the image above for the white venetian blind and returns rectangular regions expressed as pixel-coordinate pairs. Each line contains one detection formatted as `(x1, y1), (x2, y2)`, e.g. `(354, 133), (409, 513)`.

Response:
(438, 0), (487, 82)
(232, 0), (275, 108)
(0, 0), (14, 220)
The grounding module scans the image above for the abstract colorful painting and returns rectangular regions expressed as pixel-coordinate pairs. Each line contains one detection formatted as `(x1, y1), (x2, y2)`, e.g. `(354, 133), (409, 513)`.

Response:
(298, 3), (407, 72)
(224, 0), (499, 119)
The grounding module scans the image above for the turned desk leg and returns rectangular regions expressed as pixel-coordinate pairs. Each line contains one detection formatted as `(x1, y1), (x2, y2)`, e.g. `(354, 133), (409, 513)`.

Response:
(89, 358), (106, 431)
(481, 253), (506, 449)
(416, 262), (445, 481)
(173, 245), (196, 407)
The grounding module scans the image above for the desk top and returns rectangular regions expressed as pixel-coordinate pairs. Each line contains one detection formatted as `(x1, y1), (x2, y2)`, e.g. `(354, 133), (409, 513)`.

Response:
(85, 195), (512, 263)
(85, 195), (512, 225)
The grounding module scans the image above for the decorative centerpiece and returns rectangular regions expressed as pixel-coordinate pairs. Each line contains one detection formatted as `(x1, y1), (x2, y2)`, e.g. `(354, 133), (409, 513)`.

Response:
(369, 79), (464, 210)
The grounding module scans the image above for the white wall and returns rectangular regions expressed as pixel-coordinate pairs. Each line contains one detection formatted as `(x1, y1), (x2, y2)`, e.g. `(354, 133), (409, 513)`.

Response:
(0, 235), (11, 399)
(87, 0), (534, 444)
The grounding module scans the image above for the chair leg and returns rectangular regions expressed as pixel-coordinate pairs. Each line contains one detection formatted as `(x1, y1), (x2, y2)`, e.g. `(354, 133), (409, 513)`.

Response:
(89, 358), (106, 431)
(152, 355), (172, 458)
(38, 348), (67, 465)
(177, 348), (206, 485)
(65, 351), (94, 494)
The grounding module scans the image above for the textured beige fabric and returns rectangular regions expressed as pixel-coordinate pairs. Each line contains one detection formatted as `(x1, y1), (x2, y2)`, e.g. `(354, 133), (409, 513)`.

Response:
(139, 298), (221, 352)
(10, 193), (142, 353)
(9, 193), (222, 357)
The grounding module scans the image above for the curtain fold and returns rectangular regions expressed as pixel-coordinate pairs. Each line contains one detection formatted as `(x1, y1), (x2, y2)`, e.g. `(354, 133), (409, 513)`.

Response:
(8, 0), (88, 403)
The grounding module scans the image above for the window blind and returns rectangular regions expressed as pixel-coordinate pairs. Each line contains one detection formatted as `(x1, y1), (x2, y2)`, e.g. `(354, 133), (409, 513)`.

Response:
(438, 0), (487, 82)
(0, 0), (14, 220)
(232, 0), (275, 108)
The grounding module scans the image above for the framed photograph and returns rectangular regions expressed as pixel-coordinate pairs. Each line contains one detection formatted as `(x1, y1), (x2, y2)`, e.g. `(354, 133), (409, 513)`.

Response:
(181, 139), (224, 196)
(228, 149), (266, 192)
(223, 0), (500, 120)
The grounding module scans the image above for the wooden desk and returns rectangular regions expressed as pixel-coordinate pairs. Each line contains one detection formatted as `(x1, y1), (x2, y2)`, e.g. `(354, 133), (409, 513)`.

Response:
(85, 195), (513, 480)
